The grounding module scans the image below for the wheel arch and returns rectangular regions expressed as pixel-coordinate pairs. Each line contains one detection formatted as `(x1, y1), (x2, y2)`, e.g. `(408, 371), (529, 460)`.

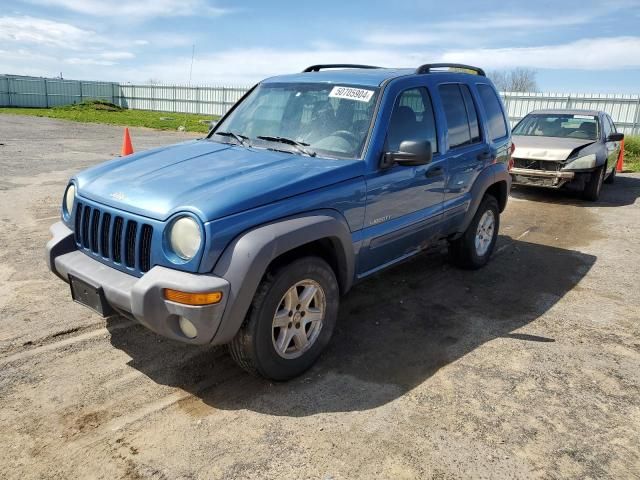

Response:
(455, 164), (511, 237)
(211, 210), (354, 345)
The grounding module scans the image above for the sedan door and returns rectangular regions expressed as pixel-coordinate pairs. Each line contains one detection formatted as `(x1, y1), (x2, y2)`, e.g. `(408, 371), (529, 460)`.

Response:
(603, 114), (621, 171)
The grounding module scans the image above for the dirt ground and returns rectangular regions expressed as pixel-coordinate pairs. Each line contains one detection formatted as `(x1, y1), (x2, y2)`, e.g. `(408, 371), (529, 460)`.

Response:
(1, 114), (639, 479)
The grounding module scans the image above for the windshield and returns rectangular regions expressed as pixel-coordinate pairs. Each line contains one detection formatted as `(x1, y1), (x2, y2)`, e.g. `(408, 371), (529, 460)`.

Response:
(513, 113), (599, 141)
(211, 82), (380, 159)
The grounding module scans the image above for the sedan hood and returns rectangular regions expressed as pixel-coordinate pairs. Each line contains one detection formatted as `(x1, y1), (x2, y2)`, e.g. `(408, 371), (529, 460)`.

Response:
(512, 135), (595, 161)
(76, 140), (364, 221)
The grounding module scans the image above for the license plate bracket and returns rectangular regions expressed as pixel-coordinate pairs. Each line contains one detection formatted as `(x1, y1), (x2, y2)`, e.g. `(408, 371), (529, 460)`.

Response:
(69, 275), (115, 317)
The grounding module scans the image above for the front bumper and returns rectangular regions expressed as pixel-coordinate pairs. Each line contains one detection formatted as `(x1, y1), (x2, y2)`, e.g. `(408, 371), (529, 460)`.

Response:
(46, 222), (230, 345)
(510, 167), (575, 188)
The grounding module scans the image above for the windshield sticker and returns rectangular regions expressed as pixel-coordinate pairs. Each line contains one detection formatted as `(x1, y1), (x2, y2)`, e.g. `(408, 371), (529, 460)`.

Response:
(329, 86), (374, 102)
(573, 114), (594, 119)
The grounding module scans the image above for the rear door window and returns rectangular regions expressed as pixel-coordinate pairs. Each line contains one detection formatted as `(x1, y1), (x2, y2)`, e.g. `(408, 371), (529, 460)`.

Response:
(477, 84), (508, 141)
(438, 84), (480, 149)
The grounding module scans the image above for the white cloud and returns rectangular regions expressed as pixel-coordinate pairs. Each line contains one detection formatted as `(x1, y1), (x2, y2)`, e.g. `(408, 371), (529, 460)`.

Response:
(115, 48), (427, 84)
(98, 52), (135, 60)
(110, 37), (640, 84)
(362, 5), (632, 47)
(440, 36), (640, 70)
(23, 0), (231, 19)
(363, 33), (441, 47)
(0, 15), (96, 49)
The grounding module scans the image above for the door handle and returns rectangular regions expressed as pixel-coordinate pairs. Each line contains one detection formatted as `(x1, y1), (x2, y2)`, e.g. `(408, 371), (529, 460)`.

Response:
(425, 166), (444, 178)
(477, 151), (493, 161)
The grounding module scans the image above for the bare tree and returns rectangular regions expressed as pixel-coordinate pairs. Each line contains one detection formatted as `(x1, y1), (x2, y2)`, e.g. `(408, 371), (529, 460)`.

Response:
(488, 68), (538, 92)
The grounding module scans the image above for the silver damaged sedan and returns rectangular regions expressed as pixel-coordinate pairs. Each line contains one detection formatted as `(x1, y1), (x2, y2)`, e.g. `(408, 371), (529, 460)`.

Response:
(510, 109), (623, 201)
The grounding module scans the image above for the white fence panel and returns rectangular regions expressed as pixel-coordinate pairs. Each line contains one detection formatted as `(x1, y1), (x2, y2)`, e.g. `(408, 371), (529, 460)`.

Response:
(2, 75), (640, 134)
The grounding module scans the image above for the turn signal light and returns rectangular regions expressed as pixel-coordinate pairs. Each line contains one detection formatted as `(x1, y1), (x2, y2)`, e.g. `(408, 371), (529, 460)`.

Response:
(163, 289), (223, 306)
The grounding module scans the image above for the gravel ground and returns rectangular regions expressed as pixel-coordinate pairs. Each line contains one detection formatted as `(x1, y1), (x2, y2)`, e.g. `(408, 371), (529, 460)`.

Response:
(1, 114), (639, 479)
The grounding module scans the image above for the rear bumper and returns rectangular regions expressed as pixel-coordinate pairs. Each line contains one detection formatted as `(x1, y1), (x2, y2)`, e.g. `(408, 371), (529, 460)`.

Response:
(46, 222), (230, 345)
(510, 167), (575, 188)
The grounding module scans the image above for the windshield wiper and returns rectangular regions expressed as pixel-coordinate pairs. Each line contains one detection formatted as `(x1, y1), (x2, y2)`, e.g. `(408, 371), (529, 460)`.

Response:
(215, 131), (250, 147)
(256, 135), (316, 157)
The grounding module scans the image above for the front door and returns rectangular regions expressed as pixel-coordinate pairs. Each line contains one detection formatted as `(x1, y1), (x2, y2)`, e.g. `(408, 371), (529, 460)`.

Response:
(359, 87), (445, 275)
(603, 114), (621, 172)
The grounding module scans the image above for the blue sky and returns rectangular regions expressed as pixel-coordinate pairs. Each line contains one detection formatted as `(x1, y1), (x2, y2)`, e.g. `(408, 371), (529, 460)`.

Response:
(2, 0), (640, 92)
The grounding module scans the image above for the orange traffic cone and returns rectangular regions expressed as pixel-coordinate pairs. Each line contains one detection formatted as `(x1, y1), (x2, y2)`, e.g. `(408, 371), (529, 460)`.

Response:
(616, 138), (625, 172)
(121, 127), (134, 156)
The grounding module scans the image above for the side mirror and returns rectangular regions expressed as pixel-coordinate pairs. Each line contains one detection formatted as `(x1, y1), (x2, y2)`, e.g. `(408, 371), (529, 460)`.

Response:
(382, 140), (433, 168)
(607, 132), (624, 142)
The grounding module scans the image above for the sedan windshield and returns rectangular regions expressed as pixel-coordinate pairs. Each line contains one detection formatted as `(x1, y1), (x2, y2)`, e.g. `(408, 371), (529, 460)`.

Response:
(210, 82), (380, 159)
(513, 113), (599, 141)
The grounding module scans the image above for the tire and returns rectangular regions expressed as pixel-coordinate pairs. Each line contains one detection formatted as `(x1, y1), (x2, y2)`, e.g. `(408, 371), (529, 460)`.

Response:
(604, 164), (616, 184)
(583, 165), (605, 201)
(448, 194), (500, 270)
(228, 256), (339, 381)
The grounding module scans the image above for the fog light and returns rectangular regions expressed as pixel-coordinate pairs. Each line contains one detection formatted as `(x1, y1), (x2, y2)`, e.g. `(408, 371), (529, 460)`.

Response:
(178, 316), (198, 339)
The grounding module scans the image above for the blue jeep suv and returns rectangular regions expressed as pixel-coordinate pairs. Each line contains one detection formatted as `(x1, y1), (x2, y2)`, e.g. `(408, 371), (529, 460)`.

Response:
(46, 63), (512, 380)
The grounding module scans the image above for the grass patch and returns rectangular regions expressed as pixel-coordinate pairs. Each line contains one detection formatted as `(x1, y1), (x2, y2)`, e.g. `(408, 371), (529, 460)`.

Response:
(0, 100), (218, 133)
(623, 136), (640, 173)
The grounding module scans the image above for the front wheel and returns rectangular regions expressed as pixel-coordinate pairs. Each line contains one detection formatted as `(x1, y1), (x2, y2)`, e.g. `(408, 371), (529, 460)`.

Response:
(228, 256), (339, 381)
(583, 165), (604, 201)
(604, 164), (616, 185)
(448, 194), (500, 270)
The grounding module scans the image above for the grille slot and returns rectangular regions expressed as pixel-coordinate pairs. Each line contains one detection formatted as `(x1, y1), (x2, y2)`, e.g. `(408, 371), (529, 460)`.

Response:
(72, 203), (154, 275)
(139, 224), (153, 272)
(100, 213), (111, 257)
(112, 216), (124, 263)
(74, 203), (83, 245)
(81, 206), (91, 249)
(124, 221), (138, 268)
(90, 209), (100, 253)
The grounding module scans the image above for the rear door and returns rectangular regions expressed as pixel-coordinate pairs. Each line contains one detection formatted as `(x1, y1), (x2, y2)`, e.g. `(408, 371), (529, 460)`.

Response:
(436, 83), (489, 231)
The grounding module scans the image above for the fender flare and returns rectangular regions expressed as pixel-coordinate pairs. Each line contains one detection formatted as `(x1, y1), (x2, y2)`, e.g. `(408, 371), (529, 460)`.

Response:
(211, 209), (354, 344)
(457, 164), (511, 236)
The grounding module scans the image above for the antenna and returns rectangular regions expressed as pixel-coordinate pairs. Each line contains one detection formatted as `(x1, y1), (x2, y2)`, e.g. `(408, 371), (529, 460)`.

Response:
(179, 44), (196, 132)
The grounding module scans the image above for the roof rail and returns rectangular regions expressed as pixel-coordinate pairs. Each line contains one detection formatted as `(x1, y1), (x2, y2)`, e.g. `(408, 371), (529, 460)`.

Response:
(415, 63), (486, 76)
(303, 64), (382, 72)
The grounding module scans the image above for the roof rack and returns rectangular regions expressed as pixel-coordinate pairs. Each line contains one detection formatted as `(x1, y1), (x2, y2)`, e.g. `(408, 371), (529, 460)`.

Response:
(303, 64), (382, 72)
(415, 63), (486, 76)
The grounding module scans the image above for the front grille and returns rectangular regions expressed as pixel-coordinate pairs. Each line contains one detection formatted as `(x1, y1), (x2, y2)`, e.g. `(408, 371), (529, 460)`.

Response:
(74, 203), (153, 273)
(513, 158), (562, 171)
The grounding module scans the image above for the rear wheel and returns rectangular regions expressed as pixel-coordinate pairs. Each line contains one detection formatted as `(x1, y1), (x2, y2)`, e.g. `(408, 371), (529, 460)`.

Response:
(448, 194), (500, 270)
(583, 165), (605, 201)
(228, 256), (339, 381)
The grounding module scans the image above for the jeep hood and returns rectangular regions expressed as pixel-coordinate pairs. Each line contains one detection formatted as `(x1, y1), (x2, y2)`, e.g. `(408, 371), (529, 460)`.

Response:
(75, 140), (364, 221)
(512, 135), (595, 162)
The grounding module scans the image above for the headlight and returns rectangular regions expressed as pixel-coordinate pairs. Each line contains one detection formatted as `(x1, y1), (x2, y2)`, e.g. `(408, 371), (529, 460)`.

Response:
(169, 216), (202, 260)
(63, 184), (75, 217)
(564, 153), (597, 170)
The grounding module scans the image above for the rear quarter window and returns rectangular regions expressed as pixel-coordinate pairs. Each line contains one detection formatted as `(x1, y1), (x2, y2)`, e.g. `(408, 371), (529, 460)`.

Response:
(477, 84), (508, 141)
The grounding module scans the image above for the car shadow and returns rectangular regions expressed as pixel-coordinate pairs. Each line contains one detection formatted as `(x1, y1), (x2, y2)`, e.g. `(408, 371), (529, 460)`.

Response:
(511, 173), (640, 207)
(107, 235), (596, 416)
